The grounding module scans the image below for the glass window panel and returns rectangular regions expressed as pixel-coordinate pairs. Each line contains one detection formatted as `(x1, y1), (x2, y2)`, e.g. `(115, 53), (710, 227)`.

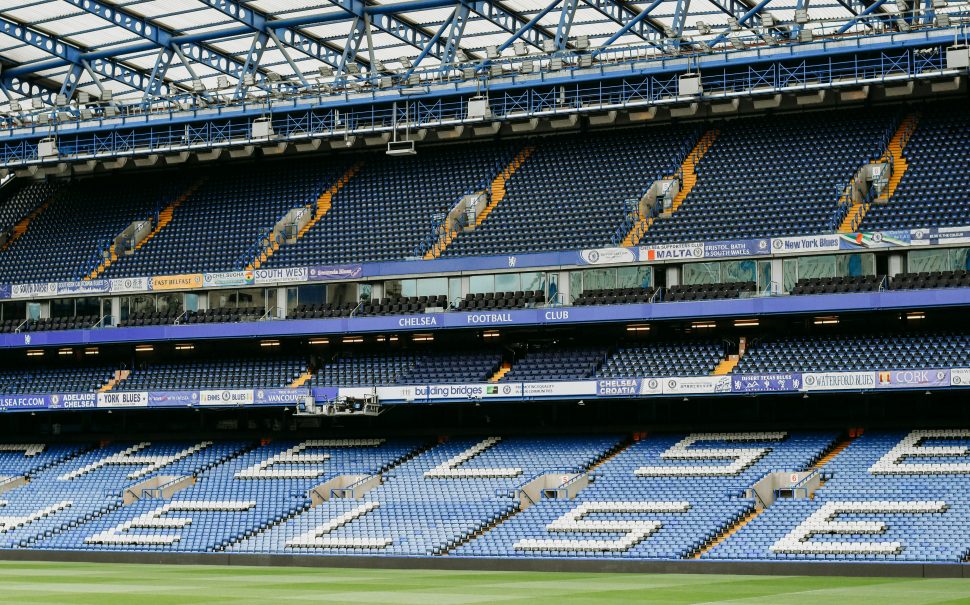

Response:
(569, 271), (583, 302)
(950, 248), (970, 271)
(616, 266), (652, 289)
(157, 294), (183, 314)
(797, 255), (837, 280)
(383, 280), (403, 300)
(209, 290), (235, 309)
(520, 272), (544, 294)
(783, 259), (798, 293)
(469, 274), (494, 294)
(583, 268), (616, 290)
(330, 283), (356, 305)
(495, 273), (519, 293)
(723, 260), (756, 284)
(416, 277), (447, 297)
(297, 284), (326, 306)
(75, 297), (100, 317)
(448, 278), (462, 307)
(359, 284), (373, 302)
(757, 260), (772, 292)
(683, 262), (720, 285)
(50, 298), (74, 318)
(908, 249), (949, 273)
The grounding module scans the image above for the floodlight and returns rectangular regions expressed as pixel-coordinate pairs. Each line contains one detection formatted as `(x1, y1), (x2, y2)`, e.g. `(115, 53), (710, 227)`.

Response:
(9, 100), (20, 112)
(398, 56), (412, 69)
(936, 12), (950, 26)
(761, 12), (775, 27)
(728, 16), (740, 30)
(318, 66), (334, 77)
(519, 60), (534, 73)
(486, 45), (500, 59)
(346, 63), (360, 75)
(191, 79), (206, 92)
(266, 71), (282, 82)
(454, 50), (468, 63)
(101, 90), (112, 102)
(217, 75), (229, 89)
(462, 67), (477, 79)
(490, 64), (503, 77)
(31, 97), (43, 110)
(574, 35), (590, 49)
(550, 58), (564, 71)
(542, 39), (556, 53)
(513, 41), (528, 56)
(78, 91), (90, 104)
(696, 21), (711, 34)
(794, 9), (809, 23)
(578, 54), (592, 67)
(55, 93), (67, 106)
(372, 59), (385, 72)
(242, 73), (255, 86)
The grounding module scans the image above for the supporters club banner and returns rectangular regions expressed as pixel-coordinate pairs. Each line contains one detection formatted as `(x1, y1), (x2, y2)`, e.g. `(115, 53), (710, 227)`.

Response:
(0, 394), (54, 410)
(770, 235), (842, 255)
(838, 231), (911, 250)
(96, 391), (149, 408)
(149, 391), (200, 407)
(876, 369), (950, 389)
(254, 388), (310, 405)
(704, 239), (771, 259)
(0, 284), (9, 300)
(910, 226), (970, 246)
(951, 369), (970, 387)
(662, 376), (733, 395)
(732, 373), (803, 393)
(802, 372), (877, 391)
(308, 264), (364, 281)
(108, 277), (150, 294)
(199, 389), (254, 406)
(254, 267), (309, 285)
(203, 271), (255, 288)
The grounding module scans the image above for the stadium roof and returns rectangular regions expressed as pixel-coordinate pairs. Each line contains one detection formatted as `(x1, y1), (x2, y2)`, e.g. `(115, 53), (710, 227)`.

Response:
(0, 0), (956, 108)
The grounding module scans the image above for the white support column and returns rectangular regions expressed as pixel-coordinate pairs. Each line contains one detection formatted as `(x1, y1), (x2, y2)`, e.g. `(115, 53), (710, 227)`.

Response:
(665, 265), (680, 288)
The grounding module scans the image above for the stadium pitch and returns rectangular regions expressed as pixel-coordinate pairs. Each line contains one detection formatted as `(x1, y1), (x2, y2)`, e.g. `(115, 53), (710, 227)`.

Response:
(0, 561), (967, 604)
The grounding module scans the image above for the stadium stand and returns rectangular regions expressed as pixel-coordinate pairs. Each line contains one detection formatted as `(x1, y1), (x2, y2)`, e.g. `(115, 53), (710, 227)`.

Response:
(0, 366), (115, 393)
(861, 105), (970, 231)
(641, 111), (890, 244)
(501, 347), (608, 382)
(789, 275), (884, 295)
(736, 332), (970, 373)
(0, 172), (192, 283)
(889, 270), (970, 290)
(443, 128), (697, 257)
(666, 281), (757, 301)
(115, 358), (306, 391)
(595, 341), (726, 378)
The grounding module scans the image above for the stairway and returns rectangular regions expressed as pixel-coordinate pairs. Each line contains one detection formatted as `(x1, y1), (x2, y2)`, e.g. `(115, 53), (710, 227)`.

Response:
(86, 244), (118, 280)
(487, 362), (512, 383)
(421, 221), (461, 261)
(288, 370), (315, 388)
(692, 508), (761, 559)
(98, 370), (131, 393)
(839, 113), (920, 233)
(0, 193), (57, 252)
(621, 129), (718, 246)
(712, 355), (740, 375)
(299, 162), (363, 239)
(811, 435), (855, 471)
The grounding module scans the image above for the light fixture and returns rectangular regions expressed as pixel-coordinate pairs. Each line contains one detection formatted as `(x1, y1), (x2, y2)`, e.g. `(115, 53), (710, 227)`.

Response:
(389, 336), (399, 342)
(412, 333), (434, 342)
(26, 350), (44, 357)
(483, 330), (501, 339)
(84, 347), (99, 356)
(486, 45), (500, 59)
(318, 66), (334, 77)
(308, 338), (329, 345)
(734, 319), (759, 327)
(813, 316), (839, 325)
(691, 321), (716, 329)
(135, 344), (154, 353)
(346, 63), (360, 75)
(906, 311), (925, 321)
(398, 57), (412, 69)
(260, 339), (280, 348)
(696, 21), (711, 34)
(626, 324), (651, 332)
(342, 336), (364, 344)
(58, 348), (73, 356)
(175, 343), (195, 351)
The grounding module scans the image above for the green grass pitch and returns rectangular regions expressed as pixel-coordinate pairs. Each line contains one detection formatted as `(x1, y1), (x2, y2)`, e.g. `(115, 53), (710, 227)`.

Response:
(0, 561), (967, 604)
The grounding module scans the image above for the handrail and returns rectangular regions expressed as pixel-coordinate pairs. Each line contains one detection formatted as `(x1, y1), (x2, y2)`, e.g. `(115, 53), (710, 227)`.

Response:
(792, 468), (820, 490)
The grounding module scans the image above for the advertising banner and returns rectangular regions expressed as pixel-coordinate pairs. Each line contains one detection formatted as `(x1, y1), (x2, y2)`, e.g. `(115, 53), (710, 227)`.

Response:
(0, 394), (51, 410)
(731, 373), (803, 393)
(308, 265), (364, 281)
(148, 391), (200, 407)
(802, 372), (876, 391)
(151, 274), (203, 291)
(523, 381), (598, 398)
(48, 393), (97, 410)
(579, 247), (637, 265)
(0, 284), (9, 300)
(704, 239), (771, 259)
(199, 389), (254, 406)
(254, 267), (309, 285)
(838, 231), (911, 250)
(951, 369), (970, 387)
(910, 226), (970, 246)
(109, 277), (151, 294)
(662, 376), (732, 395)
(11, 283), (56, 299)
(639, 242), (705, 262)
(54, 280), (111, 295)
(96, 391), (149, 408)
(203, 271), (255, 288)
(597, 378), (641, 397)
(770, 235), (841, 255)
(422, 383), (523, 401)
(254, 388), (309, 405)
(876, 369), (950, 389)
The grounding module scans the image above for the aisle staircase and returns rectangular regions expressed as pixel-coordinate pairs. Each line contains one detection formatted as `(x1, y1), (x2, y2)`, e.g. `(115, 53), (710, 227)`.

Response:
(487, 362), (512, 383)
(422, 146), (534, 260)
(712, 337), (745, 375)
(839, 113), (919, 233)
(692, 508), (761, 559)
(621, 129), (718, 246)
(1, 193), (57, 252)
(98, 370), (131, 393)
(288, 370), (315, 388)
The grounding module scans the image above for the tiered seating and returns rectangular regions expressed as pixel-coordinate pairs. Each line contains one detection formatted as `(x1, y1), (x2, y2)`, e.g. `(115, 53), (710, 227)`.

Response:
(0, 181), (60, 232)
(456, 432), (836, 559)
(21, 316), (100, 332)
(444, 128), (696, 257)
(0, 366), (115, 394)
(116, 358), (306, 391)
(105, 159), (350, 277)
(358, 296), (448, 316)
(501, 346), (607, 382)
(790, 275), (884, 295)
(288, 302), (356, 319)
(181, 307), (265, 324)
(14, 441), (250, 551)
(456, 291), (544, 311)
(642, 111), (889, 244)
(117, 310), (181, 327)
(404, 351), (503, 384)
(231, 436), (619, 556)
(862, 107), (970, 230)
(574, 287), (655, 306)
(666, 281), (756, 301)
(596, 341), (725, 378)
(310, 352), (423, 386)
(0, 172), (191, 283)
(737, 332), (970, 373)
(890, 270), (970, 290)
(266, 146), (511, 267)
(706, 430), (970, 562)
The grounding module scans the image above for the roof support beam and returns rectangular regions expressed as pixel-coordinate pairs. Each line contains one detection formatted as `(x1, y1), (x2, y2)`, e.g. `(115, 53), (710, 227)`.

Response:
(443, 4), (472, 66)
(403, 16), (452, 78)
(592, 0), (666, 55)
(836, 0), (893, 32)
(709, 0), (774, 46)
(468, 0), (556, 50)
(58, 63), (85, 102)
(338, 17), (368, 82)
(555, 0), (578, 50)
(233, 31), (270, 98)
(671, 0), (692, 38)
(582, 0), (667, 49)
(143, 49), (175, 102)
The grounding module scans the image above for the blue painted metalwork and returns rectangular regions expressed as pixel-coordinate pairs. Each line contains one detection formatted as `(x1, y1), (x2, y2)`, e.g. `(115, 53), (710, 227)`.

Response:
(443, 4), (472, 66)
(584, 0), (667, 48)
(837, 0), (894, 32)
(556, 0), (578, 50)
(469, 0), (555, 49)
